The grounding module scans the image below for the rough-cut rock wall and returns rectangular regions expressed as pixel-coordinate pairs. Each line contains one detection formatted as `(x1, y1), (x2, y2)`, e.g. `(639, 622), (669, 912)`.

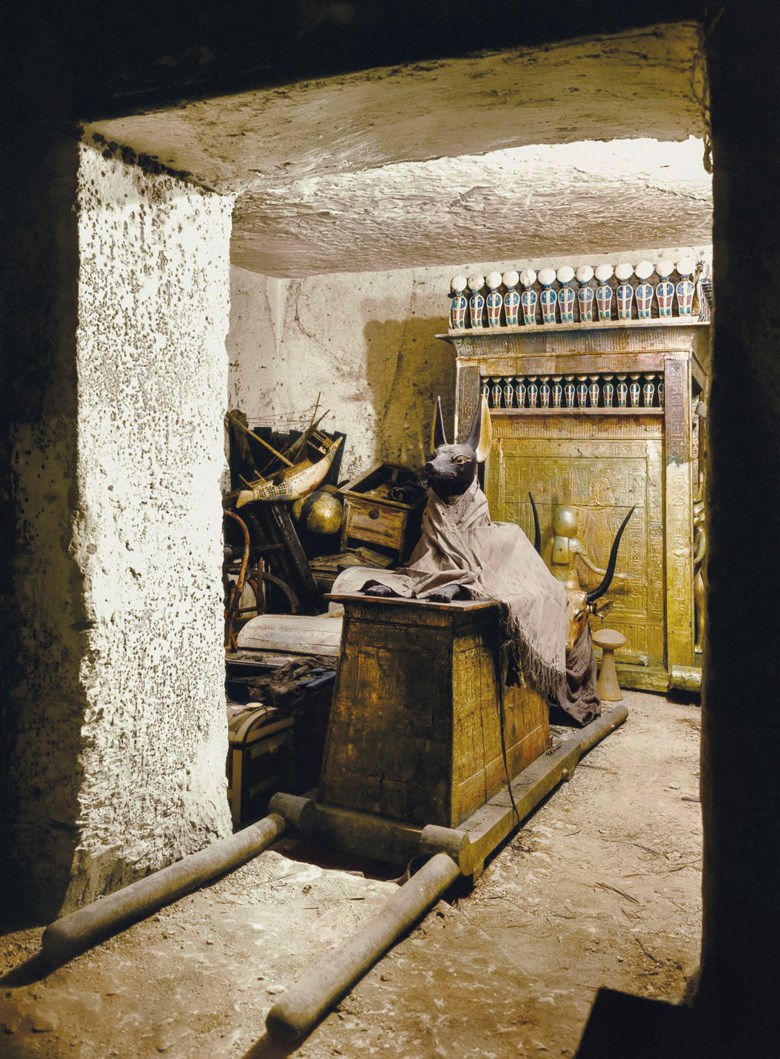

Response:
(229, 137), (712, 277)
(695, 4), (780, 1053)
(228, 243), (710, 482)
(86, 24), (710, 278)
(3, 135), (90, 918)
(7, 144), (235, 914)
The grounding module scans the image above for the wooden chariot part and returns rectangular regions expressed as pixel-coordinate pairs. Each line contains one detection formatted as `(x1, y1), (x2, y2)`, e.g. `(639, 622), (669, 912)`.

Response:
(591, 627), (627, 702)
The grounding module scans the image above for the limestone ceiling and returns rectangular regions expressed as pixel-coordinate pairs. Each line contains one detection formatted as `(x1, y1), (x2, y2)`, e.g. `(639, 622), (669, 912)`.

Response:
(86, 23), (712, 277)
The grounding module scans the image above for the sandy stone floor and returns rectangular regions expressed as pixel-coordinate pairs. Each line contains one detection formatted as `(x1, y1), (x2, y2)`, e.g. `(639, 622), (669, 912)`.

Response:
(0, 690), (702, 1058)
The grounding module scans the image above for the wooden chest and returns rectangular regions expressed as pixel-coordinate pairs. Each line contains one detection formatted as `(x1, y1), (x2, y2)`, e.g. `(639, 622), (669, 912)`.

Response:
(339, 463), (425, 560)
(319, 594), (550, 828)
(227, 705), (294, 825)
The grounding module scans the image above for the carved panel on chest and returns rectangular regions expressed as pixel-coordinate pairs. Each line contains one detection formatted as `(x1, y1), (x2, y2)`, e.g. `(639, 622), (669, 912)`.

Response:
(320, 596), (549, 827)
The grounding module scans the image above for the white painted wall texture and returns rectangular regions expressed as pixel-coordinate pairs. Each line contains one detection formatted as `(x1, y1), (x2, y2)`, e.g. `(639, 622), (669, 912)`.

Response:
(228, 265), (456, 479)
(62, 146), (234, 904)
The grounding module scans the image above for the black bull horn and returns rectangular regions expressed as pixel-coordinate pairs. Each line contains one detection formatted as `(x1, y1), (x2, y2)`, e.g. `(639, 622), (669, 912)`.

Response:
(528, 493), (541, 554)
(585, 506), (635, 605)
(526, 495), (634, 602)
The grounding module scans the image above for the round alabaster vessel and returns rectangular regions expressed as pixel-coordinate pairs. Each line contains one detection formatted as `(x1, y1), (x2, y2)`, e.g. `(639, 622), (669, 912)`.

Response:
(450, 275), (468, 293)
(485, 271), (503, 290)
(655, 259), (675, 278)
(519, 269), (537, 288)
(537, 267), (557, 287)
(615, 262), (635, 282)
(467, 274), (485, 291)
(502, 269), (520, 289)
(595, 263), (614, 283)
(635, 260), (654, 280)
(556, 265), (575, 285)
(675, 257), (695, 277)
(576, 265), (594, 284)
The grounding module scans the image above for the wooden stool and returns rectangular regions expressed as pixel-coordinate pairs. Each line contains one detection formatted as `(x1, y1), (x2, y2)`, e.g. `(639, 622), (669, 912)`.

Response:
(591, 628), (626, 702)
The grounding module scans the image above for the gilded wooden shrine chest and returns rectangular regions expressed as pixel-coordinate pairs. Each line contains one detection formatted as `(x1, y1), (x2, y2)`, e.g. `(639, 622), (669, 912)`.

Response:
(442, 317), (709, 692)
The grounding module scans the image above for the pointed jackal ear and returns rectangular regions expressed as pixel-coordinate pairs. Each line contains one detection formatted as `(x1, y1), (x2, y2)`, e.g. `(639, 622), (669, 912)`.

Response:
(464, 395), (492, 463)
(431, 396), (448, 451)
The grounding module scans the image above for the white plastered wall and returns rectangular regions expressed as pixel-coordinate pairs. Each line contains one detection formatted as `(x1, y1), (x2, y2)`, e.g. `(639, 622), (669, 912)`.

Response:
(228, 266), (455, 479)
(65, 145), (234, 902)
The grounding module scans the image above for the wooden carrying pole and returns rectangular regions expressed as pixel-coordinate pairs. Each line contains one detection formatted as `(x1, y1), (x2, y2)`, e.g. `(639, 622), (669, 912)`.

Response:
(262, 704), (630, 1043)
(265, 852), (462, 1042)
(41, 813), (286, 964)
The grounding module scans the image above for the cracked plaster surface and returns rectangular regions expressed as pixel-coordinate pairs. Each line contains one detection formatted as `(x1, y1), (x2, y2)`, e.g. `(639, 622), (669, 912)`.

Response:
(65, 145), (235, 903)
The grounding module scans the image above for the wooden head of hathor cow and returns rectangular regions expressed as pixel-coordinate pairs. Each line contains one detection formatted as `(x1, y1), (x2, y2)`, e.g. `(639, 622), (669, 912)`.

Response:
(529, 493), (635, 650)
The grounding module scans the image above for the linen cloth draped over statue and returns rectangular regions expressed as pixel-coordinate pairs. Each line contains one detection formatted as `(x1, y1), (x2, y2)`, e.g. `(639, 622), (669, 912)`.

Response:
(356, 479), (601, 725)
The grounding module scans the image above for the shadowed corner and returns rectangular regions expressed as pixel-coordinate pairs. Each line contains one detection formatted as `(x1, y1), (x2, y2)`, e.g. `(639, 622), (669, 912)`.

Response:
(575, 987), (708, 1059)
(242, 1030), (299, 1059)
(0, 951), (58, 988)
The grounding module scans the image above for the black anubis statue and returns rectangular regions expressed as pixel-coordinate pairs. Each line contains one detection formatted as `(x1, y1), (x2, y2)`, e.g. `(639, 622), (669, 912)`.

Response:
(364, 396), (489, 603)
(361, 396), (633, 723)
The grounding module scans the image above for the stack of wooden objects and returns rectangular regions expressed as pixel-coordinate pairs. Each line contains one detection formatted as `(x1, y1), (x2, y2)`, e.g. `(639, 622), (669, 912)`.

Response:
(225, 656), (337, 825)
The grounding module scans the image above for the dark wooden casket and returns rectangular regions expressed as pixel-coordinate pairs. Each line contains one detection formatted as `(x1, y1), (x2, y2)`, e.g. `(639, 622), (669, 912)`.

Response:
(227, 705), (295, 825)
